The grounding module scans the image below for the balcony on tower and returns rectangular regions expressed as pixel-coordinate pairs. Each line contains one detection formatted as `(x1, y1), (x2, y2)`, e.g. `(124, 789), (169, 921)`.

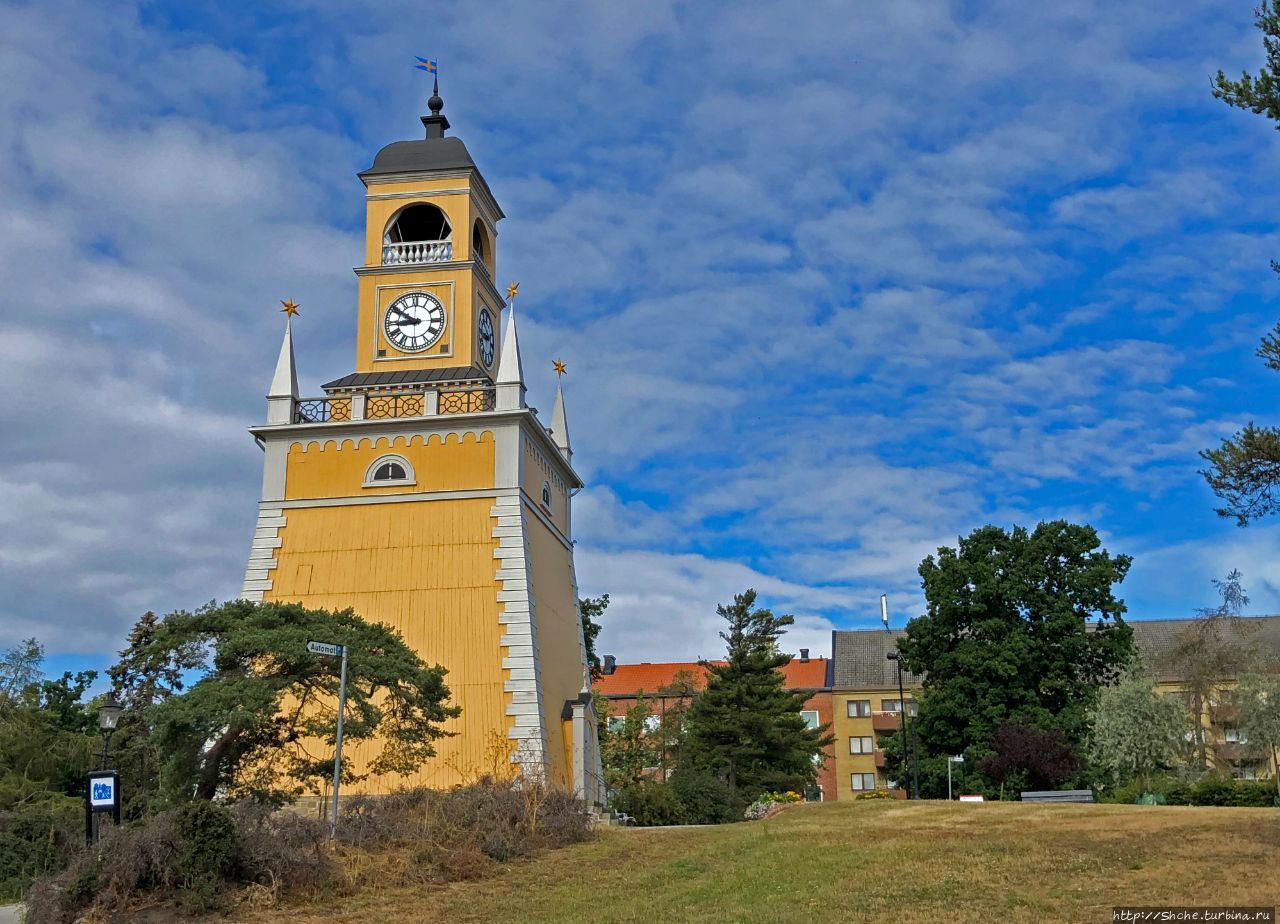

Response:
(280, 368), (499, 427)
(382, 203), (452, 266)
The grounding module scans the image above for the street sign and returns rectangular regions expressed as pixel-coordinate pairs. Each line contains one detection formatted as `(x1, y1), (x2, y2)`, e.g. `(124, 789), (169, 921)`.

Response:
(303, 639), (350, 839)
(84, 770), (121, 845)
(959, 794), (984, 802)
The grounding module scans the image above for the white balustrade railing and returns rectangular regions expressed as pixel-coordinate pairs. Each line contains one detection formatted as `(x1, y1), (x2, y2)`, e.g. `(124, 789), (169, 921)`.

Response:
(382, 240), (452, 265)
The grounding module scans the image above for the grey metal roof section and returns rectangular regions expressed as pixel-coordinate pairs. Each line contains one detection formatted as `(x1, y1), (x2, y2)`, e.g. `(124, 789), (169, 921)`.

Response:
(322, 366), (488, 390)
(361, 136), (477, 178)
(1129, 614), (1280, 683)
(831, 629), (924, 690)
(830, 615), (1280, 691)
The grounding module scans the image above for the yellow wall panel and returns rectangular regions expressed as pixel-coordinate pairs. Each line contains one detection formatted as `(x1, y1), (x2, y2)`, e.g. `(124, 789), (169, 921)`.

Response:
(285, 432), (494, 500)
(264, 498), (508, 793)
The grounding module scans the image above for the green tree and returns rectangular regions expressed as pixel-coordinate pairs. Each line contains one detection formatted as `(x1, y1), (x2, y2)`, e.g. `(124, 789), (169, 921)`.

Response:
(1162, 570), (1258, 770)
(680, 589), (832, 806)
(578, 594), (609, 681)
(653, 670), (699, 774)
(115, 600), (459, 805)
(1201, 2), (1280, 523)
(1213, 1), (1280, 134)
(1237, 671), (1280, 798)
(600, 696), (658, 790)
(1088, 666), (1189, 794)
(0, 639), (44, 711)
(899, 521), (1133, 775)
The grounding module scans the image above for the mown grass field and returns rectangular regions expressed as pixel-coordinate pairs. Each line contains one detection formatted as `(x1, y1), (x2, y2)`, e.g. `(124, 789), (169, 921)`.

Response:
(243, 801), (1279, 924)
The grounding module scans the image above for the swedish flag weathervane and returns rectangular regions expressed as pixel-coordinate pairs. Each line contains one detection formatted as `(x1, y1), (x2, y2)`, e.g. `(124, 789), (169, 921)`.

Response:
(414, 55), (440, 94)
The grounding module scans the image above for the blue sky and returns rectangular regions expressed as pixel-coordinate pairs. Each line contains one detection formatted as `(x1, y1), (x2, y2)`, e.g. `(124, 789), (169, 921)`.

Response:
(2, 0), (1279, 677)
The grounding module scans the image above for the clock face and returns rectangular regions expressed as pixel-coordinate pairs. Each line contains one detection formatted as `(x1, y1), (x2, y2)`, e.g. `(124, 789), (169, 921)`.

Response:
(478, 308), (495, 367)
(384, 291), (446, 352)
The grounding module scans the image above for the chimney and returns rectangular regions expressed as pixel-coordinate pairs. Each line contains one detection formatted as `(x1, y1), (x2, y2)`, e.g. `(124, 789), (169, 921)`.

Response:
(799, 648), (810, 663)
(603, 654), (616, 675)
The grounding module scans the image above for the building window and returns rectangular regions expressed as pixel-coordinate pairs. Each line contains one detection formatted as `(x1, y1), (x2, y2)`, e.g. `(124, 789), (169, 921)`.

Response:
(849, 736), (873, 755)
(1224, 728), (1247, 744)
(542, 481), (552, 507)
(847, 699), (871, 718)
(851, 773), (876, 791)
(881, 698), (917, 716)
(363, 455), (415, 487)
(800, 710), (819, 730)
(1232, 764), (1260, 781)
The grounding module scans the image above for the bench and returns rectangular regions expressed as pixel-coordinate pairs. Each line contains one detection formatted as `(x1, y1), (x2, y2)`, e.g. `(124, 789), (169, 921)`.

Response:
(1020, 789), (1094, 803)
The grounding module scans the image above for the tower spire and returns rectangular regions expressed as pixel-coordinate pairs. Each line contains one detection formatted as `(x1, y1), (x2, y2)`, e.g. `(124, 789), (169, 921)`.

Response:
(495, 282), (526, 410)
(422, 77), (450, 139)
(267, 300), (300, 425)
(549, 361), (571, 461)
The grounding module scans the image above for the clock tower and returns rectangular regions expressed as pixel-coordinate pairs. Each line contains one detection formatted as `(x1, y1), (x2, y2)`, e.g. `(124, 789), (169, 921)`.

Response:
(240, 90), (602, 804)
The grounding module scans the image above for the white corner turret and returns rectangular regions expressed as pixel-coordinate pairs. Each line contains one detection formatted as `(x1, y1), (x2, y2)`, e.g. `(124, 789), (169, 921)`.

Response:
(549, 376), (571, 461)
(495, 298), (526, 411)
(266, 313), (299, 425)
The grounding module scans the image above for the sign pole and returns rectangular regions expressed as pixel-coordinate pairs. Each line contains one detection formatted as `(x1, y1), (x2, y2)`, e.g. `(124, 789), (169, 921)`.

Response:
(330, 643), (348, 840)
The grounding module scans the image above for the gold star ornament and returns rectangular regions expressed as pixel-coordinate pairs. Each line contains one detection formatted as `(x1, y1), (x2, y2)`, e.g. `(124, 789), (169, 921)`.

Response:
(553, 359), (567, 376)
(506, 281), (519, 301)
(280, 298), (301, 317)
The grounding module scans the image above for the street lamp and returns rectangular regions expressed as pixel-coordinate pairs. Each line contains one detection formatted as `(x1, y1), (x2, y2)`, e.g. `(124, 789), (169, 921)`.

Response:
(97, 691), (123, 770)
(882, 594), (920, 800)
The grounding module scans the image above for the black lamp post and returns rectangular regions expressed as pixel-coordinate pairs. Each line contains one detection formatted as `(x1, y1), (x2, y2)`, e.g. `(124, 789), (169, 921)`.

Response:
(98, 691), (123, 770)
(881, 593), (920, 800)
(885, 652), (917, 799)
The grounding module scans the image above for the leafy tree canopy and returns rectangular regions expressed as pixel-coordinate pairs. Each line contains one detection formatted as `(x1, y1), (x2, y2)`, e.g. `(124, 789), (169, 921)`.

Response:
(978, 718), (1082, 796)
(1163, 570), (1258, 770)
(899, 521), (1133, 763)
(680, 589), (832, 803)
(1201, 2), (1280, 522)
(114, 600), (459, 805)
(1237, 670), (1280, 798)
(1088, 665), (1189, 793)
(578, 594), (608, 681)
(1213, 1), (1280, 129)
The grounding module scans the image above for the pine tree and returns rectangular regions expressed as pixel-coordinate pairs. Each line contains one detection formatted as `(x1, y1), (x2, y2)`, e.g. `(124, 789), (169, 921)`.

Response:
(681, 589), (832, 805)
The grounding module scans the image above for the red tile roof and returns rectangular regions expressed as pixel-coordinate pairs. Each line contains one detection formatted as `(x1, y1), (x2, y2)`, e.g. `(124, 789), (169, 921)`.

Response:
(594, 658), (829, 697)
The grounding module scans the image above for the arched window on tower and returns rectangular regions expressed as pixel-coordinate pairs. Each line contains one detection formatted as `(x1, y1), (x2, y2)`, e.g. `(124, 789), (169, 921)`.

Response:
(363, 454), (416, 487)
(383, 203), (452, 265)
(472, 219), (493, 276)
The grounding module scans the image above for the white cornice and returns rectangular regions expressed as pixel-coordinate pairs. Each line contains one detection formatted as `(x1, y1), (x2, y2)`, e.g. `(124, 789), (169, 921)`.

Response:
(353, 261), (505, 307)
(249, 410), (583, 489)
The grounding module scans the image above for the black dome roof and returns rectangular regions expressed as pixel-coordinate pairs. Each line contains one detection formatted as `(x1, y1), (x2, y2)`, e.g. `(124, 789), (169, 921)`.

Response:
(361, 135), (476, 177)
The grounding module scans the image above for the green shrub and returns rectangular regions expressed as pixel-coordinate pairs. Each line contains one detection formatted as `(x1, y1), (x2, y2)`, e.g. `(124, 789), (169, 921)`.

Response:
(668, 768), (741, 825)
(0, 796), (81, 902)
(612, 781), (685, 826)
(172, 802), (238, 907)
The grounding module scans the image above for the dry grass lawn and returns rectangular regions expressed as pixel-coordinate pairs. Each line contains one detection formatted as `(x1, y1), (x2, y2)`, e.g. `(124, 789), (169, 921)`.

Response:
(237, 801), (1279, 924)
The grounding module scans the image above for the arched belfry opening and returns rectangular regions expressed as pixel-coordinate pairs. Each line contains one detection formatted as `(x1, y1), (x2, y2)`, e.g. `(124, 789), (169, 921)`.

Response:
(383, 203), (452, 265)
(472, 219), (492, 274)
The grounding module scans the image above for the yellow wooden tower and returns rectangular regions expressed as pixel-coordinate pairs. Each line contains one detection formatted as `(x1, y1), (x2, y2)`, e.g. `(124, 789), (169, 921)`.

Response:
(240, 89), (602, 801)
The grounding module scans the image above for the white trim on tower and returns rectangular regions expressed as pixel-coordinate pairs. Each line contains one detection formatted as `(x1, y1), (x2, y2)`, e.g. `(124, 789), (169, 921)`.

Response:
(491, 494), (549, 776)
